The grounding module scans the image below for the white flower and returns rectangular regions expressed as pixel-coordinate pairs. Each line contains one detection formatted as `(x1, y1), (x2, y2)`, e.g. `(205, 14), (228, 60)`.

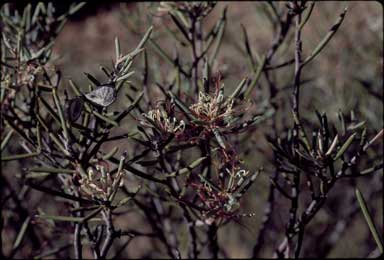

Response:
(79, 163), (125, 201)
(189, 91), (234, 125)
(142, 108), (185, 134)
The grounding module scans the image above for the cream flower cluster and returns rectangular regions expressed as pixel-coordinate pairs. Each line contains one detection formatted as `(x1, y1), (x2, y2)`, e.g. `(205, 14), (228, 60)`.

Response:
(189, 91), (234, 125)
(79, 164), (125, 201)
(142, 108), (185, 134)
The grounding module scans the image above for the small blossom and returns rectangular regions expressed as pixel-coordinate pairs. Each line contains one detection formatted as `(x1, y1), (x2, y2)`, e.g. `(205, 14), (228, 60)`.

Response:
(189, 91), (235, 128)
(141, 108), (185, 135)
(78, 161), (125, 201)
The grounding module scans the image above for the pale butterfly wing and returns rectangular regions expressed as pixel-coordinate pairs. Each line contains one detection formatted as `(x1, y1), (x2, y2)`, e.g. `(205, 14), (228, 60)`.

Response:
(85, 84), (116, 107)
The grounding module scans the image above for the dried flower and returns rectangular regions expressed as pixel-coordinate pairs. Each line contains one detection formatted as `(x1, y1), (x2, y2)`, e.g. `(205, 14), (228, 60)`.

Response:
(188, 164), (258, 223)
(78, 160), (125, 201)
(190, 91), (234, 127)
(141, 107), (185, 135)
(192, 181), (240, 221)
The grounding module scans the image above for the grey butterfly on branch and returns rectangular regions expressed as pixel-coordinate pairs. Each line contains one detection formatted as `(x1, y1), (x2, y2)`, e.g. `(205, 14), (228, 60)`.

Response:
(65, 82), (117, 122)
(84, 83), (117, 107)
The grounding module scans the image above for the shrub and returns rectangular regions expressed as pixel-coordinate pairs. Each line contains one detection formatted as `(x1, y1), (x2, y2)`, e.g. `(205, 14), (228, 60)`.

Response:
(1, 2), (382, 259)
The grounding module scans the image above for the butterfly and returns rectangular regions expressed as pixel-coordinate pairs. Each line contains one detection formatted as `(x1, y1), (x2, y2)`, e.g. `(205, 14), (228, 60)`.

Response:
(66, 97), (84, 122)
(65, 83), (117, 122)
(84, 83), (117, 107)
